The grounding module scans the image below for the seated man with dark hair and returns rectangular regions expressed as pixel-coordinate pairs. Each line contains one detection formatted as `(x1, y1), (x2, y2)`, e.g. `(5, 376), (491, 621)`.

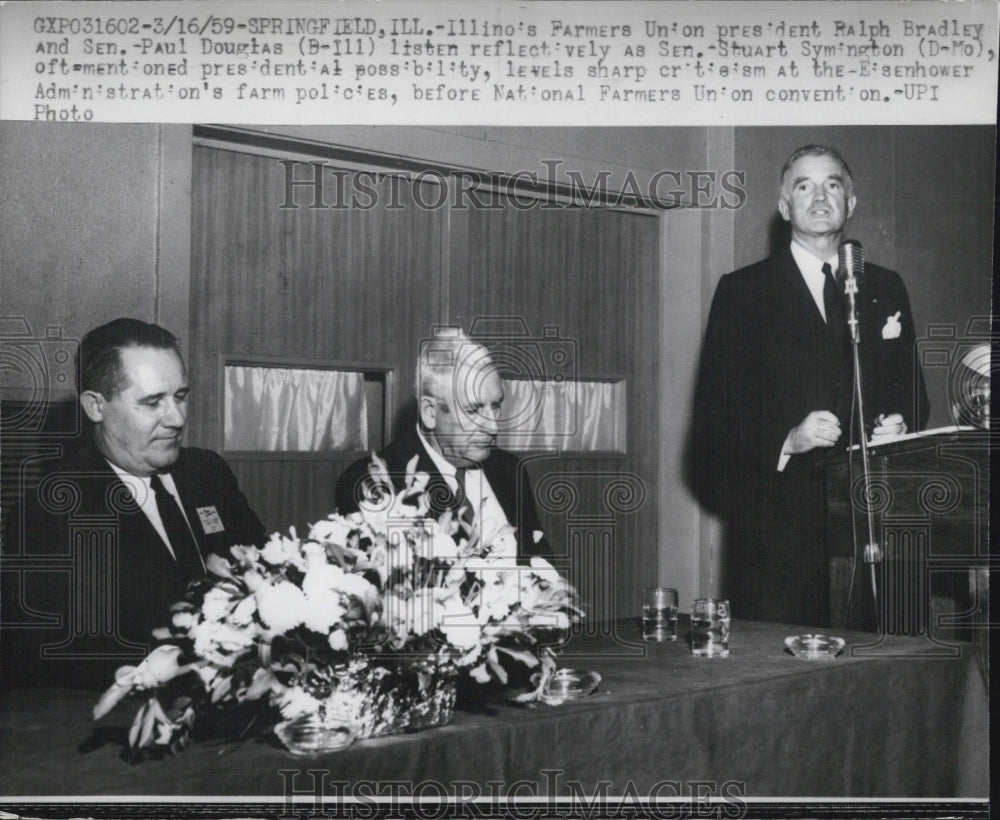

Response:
(336, 329), (550, 559)
(2, 318), (266, 690)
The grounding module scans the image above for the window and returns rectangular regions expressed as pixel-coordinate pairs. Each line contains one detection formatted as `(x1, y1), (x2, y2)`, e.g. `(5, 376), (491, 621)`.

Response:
(497, 377), (626, 453)
(223, 357), (393, 455)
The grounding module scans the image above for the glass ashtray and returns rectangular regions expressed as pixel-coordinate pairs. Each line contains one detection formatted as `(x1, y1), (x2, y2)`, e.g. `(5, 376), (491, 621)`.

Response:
(534, 669), (602, 705)
(784, 634), (846, 660)
(274, 715), (356, 755)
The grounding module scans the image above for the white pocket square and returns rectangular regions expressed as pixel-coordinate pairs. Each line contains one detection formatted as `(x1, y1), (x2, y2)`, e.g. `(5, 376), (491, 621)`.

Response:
(881, 311), (902, 339)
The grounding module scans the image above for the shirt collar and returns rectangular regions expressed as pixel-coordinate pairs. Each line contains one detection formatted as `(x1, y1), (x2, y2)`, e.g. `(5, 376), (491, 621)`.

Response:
(790, 239), (838, 276)
(106, 460), (179, 496)
(416, 424), (458, 478)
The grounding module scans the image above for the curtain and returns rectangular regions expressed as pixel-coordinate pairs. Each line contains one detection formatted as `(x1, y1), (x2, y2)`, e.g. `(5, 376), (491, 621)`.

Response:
(497, 379), (625, 452)
(224, 366), (368, 451)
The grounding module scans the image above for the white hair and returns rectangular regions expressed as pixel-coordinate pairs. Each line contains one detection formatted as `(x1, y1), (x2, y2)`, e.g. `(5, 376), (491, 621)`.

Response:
(415, 328), (495, 408)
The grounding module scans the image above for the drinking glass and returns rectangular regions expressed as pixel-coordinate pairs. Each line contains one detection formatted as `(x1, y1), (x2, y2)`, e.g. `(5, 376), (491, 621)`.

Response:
(642, 587), (679, 642)
(691, 598), (730, 657)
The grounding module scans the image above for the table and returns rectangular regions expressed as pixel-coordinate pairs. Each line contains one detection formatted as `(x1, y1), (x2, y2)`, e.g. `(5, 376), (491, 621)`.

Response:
(0, 619), (987, 801)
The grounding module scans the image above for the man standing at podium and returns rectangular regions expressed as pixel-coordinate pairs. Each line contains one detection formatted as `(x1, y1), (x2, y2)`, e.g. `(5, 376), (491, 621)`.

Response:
(693, 144), (928, 627)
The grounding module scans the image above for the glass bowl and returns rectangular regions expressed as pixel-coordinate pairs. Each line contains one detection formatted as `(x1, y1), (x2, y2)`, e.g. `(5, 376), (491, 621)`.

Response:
(534, 669), (602, 704)
(784, 634), (846, 660)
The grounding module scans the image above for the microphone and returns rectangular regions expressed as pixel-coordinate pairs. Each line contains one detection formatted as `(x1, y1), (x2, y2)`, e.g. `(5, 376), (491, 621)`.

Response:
(837, 239), (863, 342)
(838, 239), (864, 289)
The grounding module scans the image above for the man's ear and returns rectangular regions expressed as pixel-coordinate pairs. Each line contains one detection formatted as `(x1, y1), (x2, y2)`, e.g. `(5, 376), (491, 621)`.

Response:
(778, 195), (790, 222)
(418, 395), (438, 430)
(846, 194), (857, 220)
(79, 390), (105, 423)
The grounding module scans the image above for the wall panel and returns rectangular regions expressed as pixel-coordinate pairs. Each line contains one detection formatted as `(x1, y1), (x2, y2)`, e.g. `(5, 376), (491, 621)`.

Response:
(190, 141), (660, 625)
(458, 199), (660, 623)
(190, 146), (444, 531)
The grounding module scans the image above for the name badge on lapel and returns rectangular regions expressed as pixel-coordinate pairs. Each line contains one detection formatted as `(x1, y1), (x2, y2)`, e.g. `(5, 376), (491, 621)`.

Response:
(196, 506), (225, 534)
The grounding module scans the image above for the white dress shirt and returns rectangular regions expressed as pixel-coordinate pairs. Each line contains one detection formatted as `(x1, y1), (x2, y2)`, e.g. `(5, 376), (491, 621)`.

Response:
(790, 239), (839, 323)
(106, 461), (197, 559)
(416, 426), (513, 550)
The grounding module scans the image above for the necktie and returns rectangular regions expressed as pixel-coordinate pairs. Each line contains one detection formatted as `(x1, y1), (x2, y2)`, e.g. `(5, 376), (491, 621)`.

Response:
(150, 474), (204, 578)
(821, 262), (845, 330)
(452, 467), (475, 527)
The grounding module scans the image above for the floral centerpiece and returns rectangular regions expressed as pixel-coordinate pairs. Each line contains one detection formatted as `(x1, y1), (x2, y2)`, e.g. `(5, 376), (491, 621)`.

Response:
(93, 455), (584, 756)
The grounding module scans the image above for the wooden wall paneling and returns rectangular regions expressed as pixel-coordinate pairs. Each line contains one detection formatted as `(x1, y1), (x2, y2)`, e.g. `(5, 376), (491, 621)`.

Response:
(190, 146), (445, 533)
(458, 199), (660, 624)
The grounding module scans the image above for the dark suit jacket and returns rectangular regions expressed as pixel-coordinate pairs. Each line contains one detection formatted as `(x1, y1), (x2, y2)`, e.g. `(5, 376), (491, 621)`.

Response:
(335, 428), (551, 559)
(1, 444), (266, 690)
(692, 248), (928, 625)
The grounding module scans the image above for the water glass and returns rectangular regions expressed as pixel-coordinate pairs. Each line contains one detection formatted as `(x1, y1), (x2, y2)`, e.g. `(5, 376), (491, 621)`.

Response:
(642, 587), (679, 642)
(691, 598), (730, 657)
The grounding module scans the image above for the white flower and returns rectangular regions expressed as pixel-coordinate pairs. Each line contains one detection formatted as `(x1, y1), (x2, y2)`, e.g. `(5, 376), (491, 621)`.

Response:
(455, 642), (483, 667)
(407, 470), (430, 496)
(526, 610), (570, 631)
(360, 542), (389, 586)
(480, 574), (520, 622)
(439, 597), (480, 649)
(205, 553), (233, 578)
(428, 526), (460, 561)
(255, 580), (308, 633)
(384, 531), (415, 575)
(302, 562), (346, 596)
(229, 544), (260, 567)
(190, 621), (238, 666)
(110, 645), (188, 694)
(171, 610), (196, 630)
(229, 595), (258, 627)
(303, 586), (346, 633)
(529, 556), (561, 586)
(337, 572), (378, 612)
(194, 664), (220, 689)
(309, 515), (355, 547)
(358, 499), (389, 534)
(469, 662), (492, 682)
(490, 527), (518, 558)
(211, 622), (256, 654)
(389, 587), (440, 637)
(259, 531), (305, 571)
(201, 586), (236, 622)
(301, 541), (327, 570)
(244, 667), (279, 701)
(275, 684), (324, 720)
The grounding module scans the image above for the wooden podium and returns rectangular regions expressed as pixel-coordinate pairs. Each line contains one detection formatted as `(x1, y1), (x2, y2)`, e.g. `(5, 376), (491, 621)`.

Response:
(824, 429), (990, 648)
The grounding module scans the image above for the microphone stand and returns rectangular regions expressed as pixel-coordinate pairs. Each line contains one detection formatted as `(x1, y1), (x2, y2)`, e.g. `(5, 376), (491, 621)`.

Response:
(843, 272), (882, 624)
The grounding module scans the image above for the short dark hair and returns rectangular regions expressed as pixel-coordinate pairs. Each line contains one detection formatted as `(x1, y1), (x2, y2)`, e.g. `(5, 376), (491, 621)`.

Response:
(779, 144), (854, 186)
(79, 318), (182, 397)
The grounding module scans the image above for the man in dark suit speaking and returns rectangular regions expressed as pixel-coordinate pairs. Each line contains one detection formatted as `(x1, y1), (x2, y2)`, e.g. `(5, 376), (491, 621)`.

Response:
(2, 318), (266, 689)
(336, 329), (550, 559)
(692, 145), (928, 627)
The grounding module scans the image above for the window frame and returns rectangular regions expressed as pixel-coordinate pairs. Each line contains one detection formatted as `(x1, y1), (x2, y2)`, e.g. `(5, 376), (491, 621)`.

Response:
(219, 353), (396, 461)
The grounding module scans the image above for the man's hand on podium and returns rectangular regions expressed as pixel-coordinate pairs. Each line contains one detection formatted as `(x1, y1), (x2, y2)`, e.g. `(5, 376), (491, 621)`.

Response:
(784, 410), (842, 454)
(872, 413), (907, 440)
